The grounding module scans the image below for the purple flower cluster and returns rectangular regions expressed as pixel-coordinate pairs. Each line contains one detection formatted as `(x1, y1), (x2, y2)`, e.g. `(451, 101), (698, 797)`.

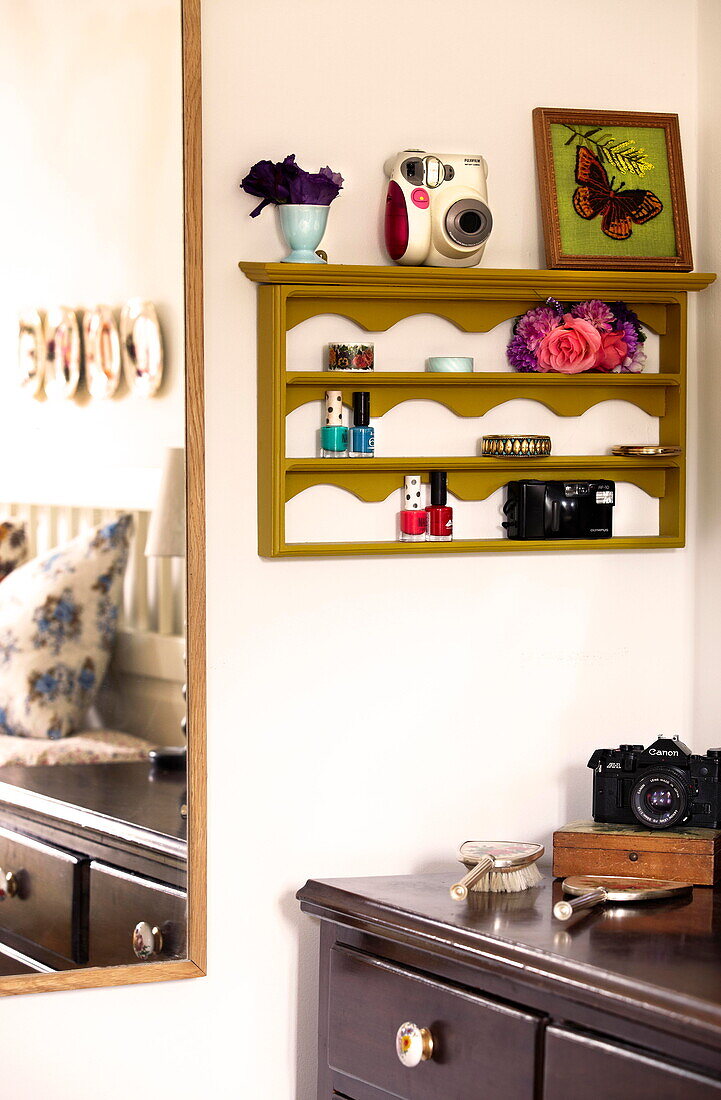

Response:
(609, 303), (646, 372)
(240, 154), (344, 218)
(515, 305), (561, 351)
(570, 299), (615, 331)
(506, 297), (647, 375)
(507, 334), (539, 372)
(607, 301), (640, 328)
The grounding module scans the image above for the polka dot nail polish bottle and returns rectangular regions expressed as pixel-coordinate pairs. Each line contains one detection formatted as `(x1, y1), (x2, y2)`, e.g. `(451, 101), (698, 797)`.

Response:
(399, 474), (428, 541)
(320, 390), (348, 457)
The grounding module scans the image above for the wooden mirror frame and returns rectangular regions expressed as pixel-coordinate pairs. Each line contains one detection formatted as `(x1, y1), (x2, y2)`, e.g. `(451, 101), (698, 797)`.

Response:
(0, 0), (206, 997)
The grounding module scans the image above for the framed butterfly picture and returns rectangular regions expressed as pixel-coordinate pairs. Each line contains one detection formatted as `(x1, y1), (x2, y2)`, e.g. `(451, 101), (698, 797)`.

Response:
(532, 108), (692, 271)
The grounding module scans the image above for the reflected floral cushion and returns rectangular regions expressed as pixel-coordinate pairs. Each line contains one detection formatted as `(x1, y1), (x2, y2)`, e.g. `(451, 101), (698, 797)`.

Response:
(0, 520), (28, 581)
(0, 515), (133, 739)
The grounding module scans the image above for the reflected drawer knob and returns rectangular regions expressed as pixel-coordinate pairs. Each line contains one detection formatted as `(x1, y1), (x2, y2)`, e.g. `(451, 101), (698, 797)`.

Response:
(132, 921), (164, 960)
(396, 1022), (434, 1068)
(0, 869), (19, 902)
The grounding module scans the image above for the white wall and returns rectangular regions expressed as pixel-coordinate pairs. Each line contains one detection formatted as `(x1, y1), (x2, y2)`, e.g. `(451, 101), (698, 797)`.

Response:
(694, 0), (721, 740)
(0, 2), (716, 1098)
(0, 0), (184, 503)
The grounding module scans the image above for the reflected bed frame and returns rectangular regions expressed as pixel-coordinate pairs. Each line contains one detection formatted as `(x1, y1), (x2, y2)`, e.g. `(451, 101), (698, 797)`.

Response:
(0, 498), (186, 746)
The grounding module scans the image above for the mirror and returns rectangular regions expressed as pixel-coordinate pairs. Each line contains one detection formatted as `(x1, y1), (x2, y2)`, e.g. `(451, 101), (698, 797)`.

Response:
(0, 0), (205, 989)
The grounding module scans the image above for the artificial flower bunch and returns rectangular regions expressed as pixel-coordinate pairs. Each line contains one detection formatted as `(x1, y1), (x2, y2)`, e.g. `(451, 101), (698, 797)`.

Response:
(240, 154), (344, 218)
(507, 299), (647, 374)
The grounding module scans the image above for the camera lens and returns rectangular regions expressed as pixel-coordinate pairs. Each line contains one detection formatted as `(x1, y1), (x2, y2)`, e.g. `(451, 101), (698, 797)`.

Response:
(445, 199), (493, 248)
(459, 210), (483, 235)
(630, 771), (688, 829)
(646, 784), (674, 811)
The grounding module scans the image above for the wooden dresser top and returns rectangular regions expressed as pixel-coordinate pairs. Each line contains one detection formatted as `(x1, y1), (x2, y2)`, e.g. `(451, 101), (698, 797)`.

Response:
(0, 763), (186, 857)
(299, 871), (721, 1048)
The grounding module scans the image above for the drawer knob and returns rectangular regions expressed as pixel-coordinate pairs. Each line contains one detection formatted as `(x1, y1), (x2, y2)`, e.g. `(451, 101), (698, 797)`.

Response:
(132, 921), (164, 960)
(0, 869), (19, 902)
(396, 1022), (434, 1068)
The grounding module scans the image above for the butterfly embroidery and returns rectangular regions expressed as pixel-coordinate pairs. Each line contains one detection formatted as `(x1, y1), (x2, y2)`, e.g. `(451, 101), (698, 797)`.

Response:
(572, 146), (663, 241)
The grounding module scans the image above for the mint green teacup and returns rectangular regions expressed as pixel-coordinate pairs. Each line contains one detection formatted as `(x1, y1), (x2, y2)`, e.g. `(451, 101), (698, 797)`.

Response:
(427, 357), (474, 373)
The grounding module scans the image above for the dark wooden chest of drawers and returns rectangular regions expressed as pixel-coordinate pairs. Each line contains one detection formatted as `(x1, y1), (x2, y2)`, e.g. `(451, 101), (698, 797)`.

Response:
(0, 763), (186, 974)
(298, 872), (721, 1099)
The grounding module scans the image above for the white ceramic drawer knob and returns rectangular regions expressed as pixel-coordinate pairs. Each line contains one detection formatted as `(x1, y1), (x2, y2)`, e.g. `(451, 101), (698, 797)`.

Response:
(0, 869), (19, 902)
(395, 1021), (434, 1068)
(132, 921), (164, 960)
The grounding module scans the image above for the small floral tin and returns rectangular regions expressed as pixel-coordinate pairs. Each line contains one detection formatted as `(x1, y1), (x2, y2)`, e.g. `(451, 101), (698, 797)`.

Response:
(327, 343), (374, 371)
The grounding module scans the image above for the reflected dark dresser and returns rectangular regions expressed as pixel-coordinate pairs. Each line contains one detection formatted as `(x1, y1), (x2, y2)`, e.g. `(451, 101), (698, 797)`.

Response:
(0, 762), (186, 974)
(298, 872), (721, 1099)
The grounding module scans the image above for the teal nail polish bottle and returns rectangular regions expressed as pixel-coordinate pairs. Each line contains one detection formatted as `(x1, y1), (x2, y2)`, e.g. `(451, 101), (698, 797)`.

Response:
(349, 391), (375, 457)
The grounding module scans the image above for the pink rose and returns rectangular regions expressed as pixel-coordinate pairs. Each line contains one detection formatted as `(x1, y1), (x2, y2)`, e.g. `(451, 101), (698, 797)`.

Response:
(594, 330), (629, 372)
(536, 314), (602, 374)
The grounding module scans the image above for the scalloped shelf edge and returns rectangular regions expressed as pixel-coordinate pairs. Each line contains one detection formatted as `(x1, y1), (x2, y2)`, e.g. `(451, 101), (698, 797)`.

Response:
(283, 457), (676, 504)
(282, 299), (669, 336)
(284, 372), (676, 418)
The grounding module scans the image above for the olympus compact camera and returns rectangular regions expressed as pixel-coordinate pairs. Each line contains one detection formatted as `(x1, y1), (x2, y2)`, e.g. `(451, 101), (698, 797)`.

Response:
(502, 480), (615, 540)
(383, 150), (492, 267)
(589, 736), (721, 830)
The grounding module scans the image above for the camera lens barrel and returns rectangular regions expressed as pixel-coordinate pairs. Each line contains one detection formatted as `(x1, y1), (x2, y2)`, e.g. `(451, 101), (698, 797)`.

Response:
(630, 770), (689, 829)
(444, 198), (493, 247)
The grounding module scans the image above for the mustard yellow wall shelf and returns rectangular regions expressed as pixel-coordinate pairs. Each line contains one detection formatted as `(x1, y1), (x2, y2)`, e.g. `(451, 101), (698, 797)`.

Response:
(240, 263), (715, 558)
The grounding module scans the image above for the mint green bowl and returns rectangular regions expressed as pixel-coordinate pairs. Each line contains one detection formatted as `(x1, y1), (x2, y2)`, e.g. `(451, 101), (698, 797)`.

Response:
(427, 357), (474, 373)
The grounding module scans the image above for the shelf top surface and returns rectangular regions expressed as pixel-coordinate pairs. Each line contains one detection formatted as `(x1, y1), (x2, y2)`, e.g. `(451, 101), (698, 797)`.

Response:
(286, 455), (682, 470)
(286, 371), (678, 384)
(240, 261), (716, 293)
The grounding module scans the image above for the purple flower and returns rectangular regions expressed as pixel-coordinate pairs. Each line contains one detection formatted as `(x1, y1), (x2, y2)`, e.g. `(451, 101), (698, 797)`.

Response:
(288, 165), (344, 206)
(606, 302), (646, 370)
(515, 306), (560, 352)
(620, 337), (647, 373)
(618, 321), (638, 359)
(571, 299), (614, 332)
(506, 333), (538, 372)
(240, 155), (300, 217)
(608, 301), (640, 328)
(240, 155), (343, 217)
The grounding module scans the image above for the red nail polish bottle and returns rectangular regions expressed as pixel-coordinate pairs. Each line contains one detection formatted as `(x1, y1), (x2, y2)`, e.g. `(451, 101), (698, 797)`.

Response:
(399, 474), (428, 541)
(427, 470), (453, 541)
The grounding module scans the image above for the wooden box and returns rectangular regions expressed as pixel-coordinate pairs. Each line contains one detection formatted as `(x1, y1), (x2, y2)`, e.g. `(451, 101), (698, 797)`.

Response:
(553, 820), (721, 886)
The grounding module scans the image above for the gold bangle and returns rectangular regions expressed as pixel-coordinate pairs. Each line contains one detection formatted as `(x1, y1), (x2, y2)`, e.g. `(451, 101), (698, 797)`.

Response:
(481, 435), (552, 458)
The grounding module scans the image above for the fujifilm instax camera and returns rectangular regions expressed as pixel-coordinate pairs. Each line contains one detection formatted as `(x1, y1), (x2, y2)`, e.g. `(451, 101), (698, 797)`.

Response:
(589, 736), (721, 830)
(384, 151), (492, 267)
